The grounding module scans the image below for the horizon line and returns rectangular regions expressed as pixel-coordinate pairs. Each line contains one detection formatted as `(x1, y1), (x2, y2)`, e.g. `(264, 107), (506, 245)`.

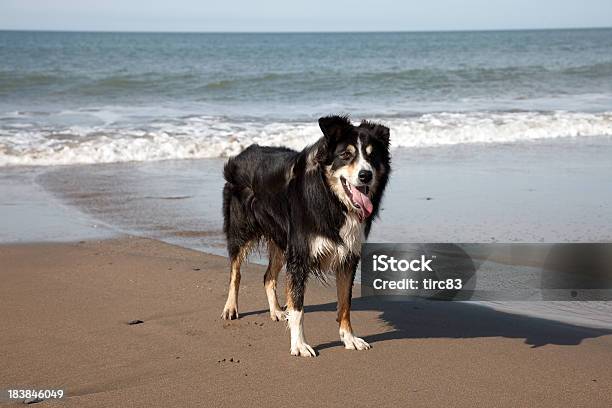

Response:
(0, 25), (611, 35)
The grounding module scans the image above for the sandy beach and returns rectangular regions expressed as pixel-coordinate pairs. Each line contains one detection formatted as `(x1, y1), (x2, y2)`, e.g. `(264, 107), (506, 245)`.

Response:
(1, 236), (611, 407)
(2, 136), (612, 406)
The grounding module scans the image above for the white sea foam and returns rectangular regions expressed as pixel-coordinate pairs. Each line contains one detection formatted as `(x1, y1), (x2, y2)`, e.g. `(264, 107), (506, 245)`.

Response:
(1, 111), (612, 167)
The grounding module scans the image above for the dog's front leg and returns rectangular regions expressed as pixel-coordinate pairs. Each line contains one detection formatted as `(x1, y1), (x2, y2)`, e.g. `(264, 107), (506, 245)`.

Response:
(285, 253), (316, 357)
(336, 259), (371, 351)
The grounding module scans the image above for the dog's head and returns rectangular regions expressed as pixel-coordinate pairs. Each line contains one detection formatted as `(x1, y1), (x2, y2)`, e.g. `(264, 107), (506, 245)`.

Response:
(315, 115), (390, 223)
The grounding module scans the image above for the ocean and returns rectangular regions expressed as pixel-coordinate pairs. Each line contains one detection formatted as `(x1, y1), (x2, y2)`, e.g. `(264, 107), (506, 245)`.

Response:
(1, 29), (612, 166)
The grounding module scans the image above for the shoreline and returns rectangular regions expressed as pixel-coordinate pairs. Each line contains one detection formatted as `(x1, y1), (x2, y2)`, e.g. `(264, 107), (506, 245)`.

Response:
(1, 236), (611, 407)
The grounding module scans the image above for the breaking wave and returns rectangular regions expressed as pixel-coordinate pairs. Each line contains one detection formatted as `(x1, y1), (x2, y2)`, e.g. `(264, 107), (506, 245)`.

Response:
(1, 111), (612, 167)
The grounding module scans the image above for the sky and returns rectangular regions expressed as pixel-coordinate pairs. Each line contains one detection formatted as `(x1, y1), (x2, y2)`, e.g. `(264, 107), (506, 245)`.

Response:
(1, 0), (612, 32)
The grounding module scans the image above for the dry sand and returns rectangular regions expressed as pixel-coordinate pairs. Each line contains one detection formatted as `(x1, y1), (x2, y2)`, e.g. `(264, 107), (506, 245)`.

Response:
(1, 237), (611, 407)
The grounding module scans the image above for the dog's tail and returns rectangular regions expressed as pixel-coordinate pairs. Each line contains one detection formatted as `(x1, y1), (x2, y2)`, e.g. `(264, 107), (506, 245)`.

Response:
(222, 157), (254, 238)
(222, 157), (236, 185)
(222, 158), (236, 238)
(222, 182), (232, 238)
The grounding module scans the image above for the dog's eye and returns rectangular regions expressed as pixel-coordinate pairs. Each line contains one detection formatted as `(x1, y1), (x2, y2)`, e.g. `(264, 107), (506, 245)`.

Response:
(340, 151), (353, 160)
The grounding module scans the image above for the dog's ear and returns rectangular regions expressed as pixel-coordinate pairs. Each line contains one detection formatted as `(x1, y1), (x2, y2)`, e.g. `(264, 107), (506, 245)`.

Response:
(360, 120), (390, 147)
(318, 115), (352, 142)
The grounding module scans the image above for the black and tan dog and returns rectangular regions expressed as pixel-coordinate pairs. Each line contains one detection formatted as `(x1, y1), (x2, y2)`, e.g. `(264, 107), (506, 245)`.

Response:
(221, 115), (390, 356)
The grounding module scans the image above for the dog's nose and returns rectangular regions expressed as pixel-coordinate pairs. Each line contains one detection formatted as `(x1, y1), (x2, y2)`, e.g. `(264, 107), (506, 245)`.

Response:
(358, 170), (373, 184)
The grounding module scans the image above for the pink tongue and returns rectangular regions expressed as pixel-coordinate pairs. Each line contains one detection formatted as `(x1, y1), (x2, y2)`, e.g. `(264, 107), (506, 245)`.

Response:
(349, 184), (373, 221)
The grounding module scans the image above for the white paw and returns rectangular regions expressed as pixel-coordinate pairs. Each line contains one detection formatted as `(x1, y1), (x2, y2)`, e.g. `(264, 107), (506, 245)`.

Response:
(221, 304), (239, 320)
(341, 331), (371, 351)
(290, 342), (317, 357)
(270, 308), (285, 322)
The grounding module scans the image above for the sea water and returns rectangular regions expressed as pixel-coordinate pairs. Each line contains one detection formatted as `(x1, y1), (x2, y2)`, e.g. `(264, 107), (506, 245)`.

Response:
(1, 29), (612, 166)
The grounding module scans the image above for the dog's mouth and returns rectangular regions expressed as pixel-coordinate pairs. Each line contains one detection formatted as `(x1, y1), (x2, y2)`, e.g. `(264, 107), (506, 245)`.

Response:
(340, 176), (373, 222)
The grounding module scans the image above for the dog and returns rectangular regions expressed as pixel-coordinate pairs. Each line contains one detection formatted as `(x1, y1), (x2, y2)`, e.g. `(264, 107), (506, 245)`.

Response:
(221, 115), (390, 356)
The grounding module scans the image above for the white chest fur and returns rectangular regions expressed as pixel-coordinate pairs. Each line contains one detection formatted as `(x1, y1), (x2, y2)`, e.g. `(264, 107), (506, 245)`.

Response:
(309, 214), (364, 270)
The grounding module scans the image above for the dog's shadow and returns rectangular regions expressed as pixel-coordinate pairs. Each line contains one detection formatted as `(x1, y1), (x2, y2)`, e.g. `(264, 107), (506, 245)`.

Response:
(242, 298), (612, 350)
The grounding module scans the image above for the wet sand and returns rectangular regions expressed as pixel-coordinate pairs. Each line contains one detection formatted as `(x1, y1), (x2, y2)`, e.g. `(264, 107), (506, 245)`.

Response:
(33, 136), (612, 257)
(1, 237), (611, 407)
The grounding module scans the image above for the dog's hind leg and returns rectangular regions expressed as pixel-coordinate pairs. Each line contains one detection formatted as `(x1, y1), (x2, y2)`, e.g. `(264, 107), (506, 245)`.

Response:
(264, 242), (285, 321)
(221, 243), (250, 320)
(336, 259), (370, 351)
(285, 252), (316, 357)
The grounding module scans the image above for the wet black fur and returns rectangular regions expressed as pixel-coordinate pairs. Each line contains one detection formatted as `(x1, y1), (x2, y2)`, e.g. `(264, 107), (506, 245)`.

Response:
(222, 115), (391, 310)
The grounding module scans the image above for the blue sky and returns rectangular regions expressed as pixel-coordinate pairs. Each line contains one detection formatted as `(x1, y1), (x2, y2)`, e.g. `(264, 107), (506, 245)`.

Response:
(1, 0), (612, 32)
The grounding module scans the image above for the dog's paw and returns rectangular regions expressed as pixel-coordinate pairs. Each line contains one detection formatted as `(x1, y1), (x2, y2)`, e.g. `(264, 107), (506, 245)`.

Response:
(290, 342), (317, 357)
(269, 308), (285, 322)
(340, 331), (371, 351)
(221, 305), (239, 320)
